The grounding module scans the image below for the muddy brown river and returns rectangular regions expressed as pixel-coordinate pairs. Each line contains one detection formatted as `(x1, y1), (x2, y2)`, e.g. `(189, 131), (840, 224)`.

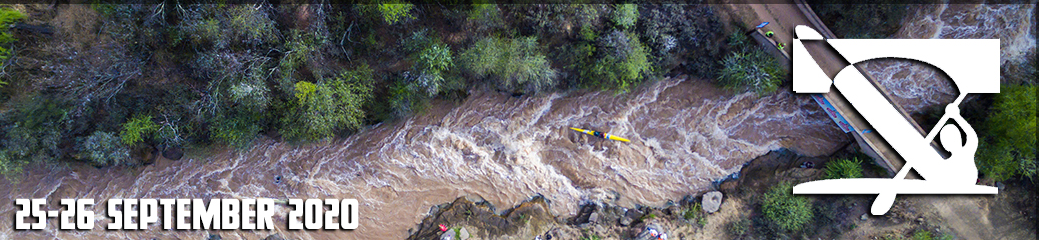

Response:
(0, 77), (849, 239)
(1, 3), (1033, 239)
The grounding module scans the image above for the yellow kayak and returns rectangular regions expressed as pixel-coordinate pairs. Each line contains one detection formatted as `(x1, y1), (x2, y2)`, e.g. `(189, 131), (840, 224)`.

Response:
(569, 127), (631, 142)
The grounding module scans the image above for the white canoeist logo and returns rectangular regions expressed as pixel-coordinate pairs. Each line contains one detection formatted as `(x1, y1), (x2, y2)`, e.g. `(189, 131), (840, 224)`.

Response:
(790, 26), (1000, 215)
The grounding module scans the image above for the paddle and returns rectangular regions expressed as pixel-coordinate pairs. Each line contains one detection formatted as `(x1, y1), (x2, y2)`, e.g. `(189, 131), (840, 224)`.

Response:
(870, 96), (965, 215)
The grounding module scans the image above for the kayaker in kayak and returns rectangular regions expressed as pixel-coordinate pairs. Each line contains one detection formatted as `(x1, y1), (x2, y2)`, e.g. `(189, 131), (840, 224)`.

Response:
(569, 127), (631, 142)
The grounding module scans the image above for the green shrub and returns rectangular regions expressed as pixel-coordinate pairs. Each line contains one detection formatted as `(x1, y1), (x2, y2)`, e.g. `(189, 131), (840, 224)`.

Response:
(387, 80), (422, 119)
(2, 96), (68, 162)
(461, 36), (558, 94)
(912, 230), (933, 240)
(0, 8), (25, 61)
(281, 65), (374, 142)
(377, 3), (415, 25)
(82, 131), (130, 166)
(294, 81), (317, 105)
(761, 182), (813, 232)
(210, 113), (262, 148)
(728, 218), (750, 237)
(716, 43), (785, 95)
(0, 150), (23, 182)
(120, 115), (158, 145)
(610, 4), (638, 29)
(979, 84), (1036, 181)
(825, 158), (864, 179)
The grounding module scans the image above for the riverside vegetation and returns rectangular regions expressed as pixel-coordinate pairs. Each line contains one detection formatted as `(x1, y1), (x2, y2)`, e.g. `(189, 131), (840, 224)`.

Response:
(0, 3), (741, 175)
(0, 1), (1032, 204)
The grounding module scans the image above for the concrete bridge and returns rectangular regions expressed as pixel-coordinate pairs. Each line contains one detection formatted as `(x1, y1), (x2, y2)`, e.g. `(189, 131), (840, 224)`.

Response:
(744, 1), (935, 175)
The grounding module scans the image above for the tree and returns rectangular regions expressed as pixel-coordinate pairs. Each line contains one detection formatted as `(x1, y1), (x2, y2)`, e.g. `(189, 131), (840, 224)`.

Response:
(468, 3), (504, 31)
(979, 84), (1036, 181)
(461, 36), (558, 94)
(281, 65), (374, 142)
(176, 4), (280, 50)
(761, 182), (813, 232)
(635, 4), (723, 78)
(585, 30), (652, 91)
(412, 42), (454, 97)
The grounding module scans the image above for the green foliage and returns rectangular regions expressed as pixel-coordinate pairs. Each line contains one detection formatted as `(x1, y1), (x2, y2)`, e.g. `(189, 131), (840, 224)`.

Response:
(294, 81), (317, 105)
(726, 31), (749, 49)
(610, 4), (638, 30)
(683, 202), (708, 226)
(824, 158), (864, 179)
(579, 234), (602, 240)
(82, 131), (130, 167)
(582, 30), (652, 91)
(377, 3), (415, 25)
(468, 3), (504, 31)
(281, 65), (374, 142)
(979, 84), (1037, 181)
(728, 218), (750, 237)
(912, 230), (933, 240)
(412, 43), (454, 97)
(226, 5), (280, 46)
(120, 115), (158, 145)
(0, 8), (25, 60)
(2, 96), (68, 162)
(683, 208), (697, 220)
(191, 50), (272, 148)
(0, 151), (23, 182)
(0, 7), (24, 87)
(277, 30), (328, 91)
(461, 37), (558, 94)
(809, 2), (908, 39)
(717, 32), (785, 95)
(761, 182), (813, 232)
(177, 4), (280, 49)
(521, 4), (604, 36)
(210, 113), (262, 148)
(635, 4), (724, 78)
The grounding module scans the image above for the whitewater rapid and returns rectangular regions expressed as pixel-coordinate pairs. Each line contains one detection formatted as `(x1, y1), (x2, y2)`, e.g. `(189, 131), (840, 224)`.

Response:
(0, 77), (848, 239)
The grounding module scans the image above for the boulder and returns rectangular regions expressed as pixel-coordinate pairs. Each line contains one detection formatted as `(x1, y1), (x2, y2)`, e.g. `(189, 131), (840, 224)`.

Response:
(162, 146), (184, 160)
(459, 227), (471, 240)
(619, 208), (642, 226)
(263, 234), (286, 240)
(440, 230), (456, 240)
(702, 191), (723, 213)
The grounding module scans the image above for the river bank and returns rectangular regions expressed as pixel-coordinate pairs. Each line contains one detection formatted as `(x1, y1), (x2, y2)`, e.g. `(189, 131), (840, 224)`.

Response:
(406, 146), (1036, 239)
